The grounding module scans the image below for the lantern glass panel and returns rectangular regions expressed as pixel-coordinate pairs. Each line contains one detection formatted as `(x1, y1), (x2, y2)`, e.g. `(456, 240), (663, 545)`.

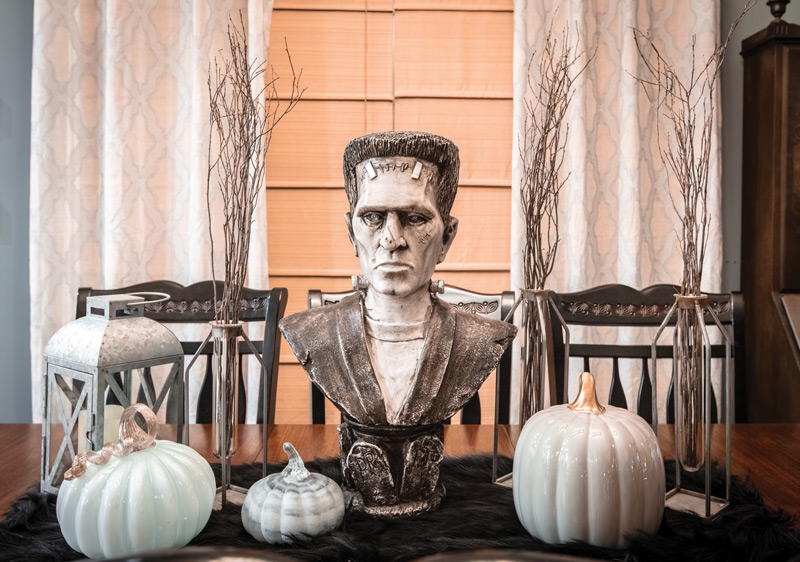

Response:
(45, 368), (90, 489)
(115, 365), (182, 441)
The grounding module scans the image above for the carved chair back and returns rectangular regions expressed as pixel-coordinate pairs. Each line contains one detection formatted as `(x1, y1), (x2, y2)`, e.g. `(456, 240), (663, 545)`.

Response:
(306, 285), (516, 424)
(76, 281), (288, 424)
(548, 284), (746, 424)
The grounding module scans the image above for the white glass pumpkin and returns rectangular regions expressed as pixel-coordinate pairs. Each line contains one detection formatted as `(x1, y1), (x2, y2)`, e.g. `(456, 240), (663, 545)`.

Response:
(513, 372), (665, 549)
(57, 405), (216, 559)
(242, 442), (345, 544)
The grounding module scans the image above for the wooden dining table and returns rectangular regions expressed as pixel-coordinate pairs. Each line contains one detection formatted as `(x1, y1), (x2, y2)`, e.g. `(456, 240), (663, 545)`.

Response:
(1, 423), (799, 527)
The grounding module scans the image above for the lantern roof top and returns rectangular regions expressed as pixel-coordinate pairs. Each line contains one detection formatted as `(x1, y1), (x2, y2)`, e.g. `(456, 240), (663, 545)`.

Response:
(44, 294), (183, 370)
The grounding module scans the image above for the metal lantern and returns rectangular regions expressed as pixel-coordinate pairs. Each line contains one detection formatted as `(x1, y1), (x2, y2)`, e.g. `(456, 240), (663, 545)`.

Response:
(41, 293), (185, 493)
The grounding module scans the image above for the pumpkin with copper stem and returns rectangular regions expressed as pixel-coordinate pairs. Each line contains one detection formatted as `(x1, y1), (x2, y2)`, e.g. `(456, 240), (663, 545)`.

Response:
(513, 372), (665, 548)
(56, 404), (216, 559)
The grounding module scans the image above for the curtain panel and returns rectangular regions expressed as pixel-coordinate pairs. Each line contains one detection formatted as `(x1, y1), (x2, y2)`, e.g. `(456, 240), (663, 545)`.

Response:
(30, 0), (274, 422)
(511, 0), (723, 422)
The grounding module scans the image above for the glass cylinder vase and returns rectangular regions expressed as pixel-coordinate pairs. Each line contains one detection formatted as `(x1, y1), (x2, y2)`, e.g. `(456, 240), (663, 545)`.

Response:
(652, 293), (732, 517)
(492, 288), (568, 485)
(674, 295), (706, 472)
(210, 323), (241, 459)
(519, 289), (567, 425)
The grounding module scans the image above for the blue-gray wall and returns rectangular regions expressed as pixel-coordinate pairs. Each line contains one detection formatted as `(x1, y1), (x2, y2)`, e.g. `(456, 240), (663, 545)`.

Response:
(0, 1), (33, 423)
(0, 2), (780, 421)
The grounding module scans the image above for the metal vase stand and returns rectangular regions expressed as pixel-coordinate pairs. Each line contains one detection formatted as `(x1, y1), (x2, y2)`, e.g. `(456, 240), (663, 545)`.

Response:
(185, 321), (273, 510)
(652, 294), (732, 518)
(492, 289), (570, 486)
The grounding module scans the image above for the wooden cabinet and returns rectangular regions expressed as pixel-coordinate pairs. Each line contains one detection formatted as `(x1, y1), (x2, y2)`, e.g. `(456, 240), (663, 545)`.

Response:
(741, 13), (800, 421)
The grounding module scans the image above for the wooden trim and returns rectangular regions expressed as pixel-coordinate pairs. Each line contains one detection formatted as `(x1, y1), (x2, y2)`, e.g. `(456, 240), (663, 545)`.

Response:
(273, 8), (512, 12)
(274, 8), (393, 13)
(272, 7), (510, 12)
(274, 94), (513, 102)
(394, 8), (513, 12)
(395, 2), (512, 11)
(270, 269), (357, 278)
(274, 4), (512, 13)
(394, 92), (512, 100)
(273, 0), (394, 12)
(277, 95), (395, 102)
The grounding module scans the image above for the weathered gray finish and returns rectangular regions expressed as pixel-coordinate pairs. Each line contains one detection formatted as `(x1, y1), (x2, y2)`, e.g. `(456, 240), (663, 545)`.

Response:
(282, 294), (514, 426)
(46, 295), (183, 369)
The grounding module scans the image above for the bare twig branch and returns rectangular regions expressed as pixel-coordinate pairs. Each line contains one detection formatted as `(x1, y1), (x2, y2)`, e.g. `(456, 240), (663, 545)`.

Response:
(631, 1), (754, 295)
(520, 20), (594, 291)
(207, 14), (304, 323)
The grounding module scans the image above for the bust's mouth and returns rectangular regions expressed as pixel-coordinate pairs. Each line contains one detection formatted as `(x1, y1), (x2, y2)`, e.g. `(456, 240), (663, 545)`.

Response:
(375, 263), (413, 272)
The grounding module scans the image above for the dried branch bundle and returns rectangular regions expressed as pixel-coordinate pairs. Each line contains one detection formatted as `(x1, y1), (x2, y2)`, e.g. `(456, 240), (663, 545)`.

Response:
(207, 16), (303, 323)
(518, 22), (593, 424)
(520, 22), (593, 291)
(632, 2), (754, 295)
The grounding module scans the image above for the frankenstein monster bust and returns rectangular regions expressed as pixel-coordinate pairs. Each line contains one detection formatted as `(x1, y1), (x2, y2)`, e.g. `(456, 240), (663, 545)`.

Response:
(279, 131), (517, 517)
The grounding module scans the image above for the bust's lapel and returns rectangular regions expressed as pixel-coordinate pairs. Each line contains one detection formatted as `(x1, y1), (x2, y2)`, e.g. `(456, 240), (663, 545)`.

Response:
(397, 299), (455, 425)
(336, 294), (387, 424)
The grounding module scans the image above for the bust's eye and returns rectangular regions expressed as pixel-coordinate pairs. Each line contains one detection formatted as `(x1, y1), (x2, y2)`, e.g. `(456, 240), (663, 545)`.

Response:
(361, 212), (384, 226)
(406, 214), (429, 226)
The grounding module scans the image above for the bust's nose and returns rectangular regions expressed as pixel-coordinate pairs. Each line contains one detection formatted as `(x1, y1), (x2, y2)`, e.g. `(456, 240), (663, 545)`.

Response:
(379, 213), (407, 252)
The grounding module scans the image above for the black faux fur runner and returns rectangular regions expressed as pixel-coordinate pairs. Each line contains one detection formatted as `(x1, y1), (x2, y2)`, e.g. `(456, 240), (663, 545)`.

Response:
(1, 455), (798, 562)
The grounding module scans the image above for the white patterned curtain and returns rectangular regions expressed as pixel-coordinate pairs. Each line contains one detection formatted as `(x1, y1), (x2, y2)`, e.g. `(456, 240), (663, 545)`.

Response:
(511, 1), (723, 422)
(30, 0), (274, 422)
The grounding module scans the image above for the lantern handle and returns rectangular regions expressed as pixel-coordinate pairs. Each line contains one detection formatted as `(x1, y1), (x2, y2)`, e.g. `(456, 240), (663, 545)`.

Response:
(126, 292), (170, 307)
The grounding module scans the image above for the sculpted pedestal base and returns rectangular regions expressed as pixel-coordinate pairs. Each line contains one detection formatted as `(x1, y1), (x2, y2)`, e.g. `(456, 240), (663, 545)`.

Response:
(345, 483), (446, 518)
(339, 418), (446, 517)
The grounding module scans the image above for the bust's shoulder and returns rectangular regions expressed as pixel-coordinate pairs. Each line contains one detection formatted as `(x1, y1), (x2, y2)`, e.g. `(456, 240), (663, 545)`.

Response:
(279, 293), (361, 340)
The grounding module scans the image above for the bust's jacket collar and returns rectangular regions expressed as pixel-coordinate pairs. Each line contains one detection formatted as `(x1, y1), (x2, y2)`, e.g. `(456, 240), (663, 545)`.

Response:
(395, 297), (454, 425)
(322, 292), (457, 425)
(338, 293), (387, 423)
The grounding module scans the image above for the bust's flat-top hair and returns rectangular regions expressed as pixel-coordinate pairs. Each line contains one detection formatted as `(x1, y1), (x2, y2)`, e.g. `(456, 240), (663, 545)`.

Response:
(343, 130), (460, 219)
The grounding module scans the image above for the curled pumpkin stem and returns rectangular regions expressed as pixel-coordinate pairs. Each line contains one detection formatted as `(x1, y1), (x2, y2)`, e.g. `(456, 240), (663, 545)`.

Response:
(64, 403), (158, 481)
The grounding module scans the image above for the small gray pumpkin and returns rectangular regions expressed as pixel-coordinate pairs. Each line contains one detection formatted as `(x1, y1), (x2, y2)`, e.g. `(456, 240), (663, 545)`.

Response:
(242, 442), (345, 544)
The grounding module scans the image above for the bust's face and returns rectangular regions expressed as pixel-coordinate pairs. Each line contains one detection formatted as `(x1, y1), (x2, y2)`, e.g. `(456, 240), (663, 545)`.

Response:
(346, 157), (457, 298)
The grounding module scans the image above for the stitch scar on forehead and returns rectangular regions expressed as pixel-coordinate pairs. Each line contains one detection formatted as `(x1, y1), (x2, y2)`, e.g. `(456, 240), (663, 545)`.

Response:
(358, 157), (433, 184)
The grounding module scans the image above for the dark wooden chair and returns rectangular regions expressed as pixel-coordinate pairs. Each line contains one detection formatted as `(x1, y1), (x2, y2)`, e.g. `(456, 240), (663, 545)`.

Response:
(548, 284), (746, 424)
(306, 284), (516, 424)
(76, 281), (288, 425)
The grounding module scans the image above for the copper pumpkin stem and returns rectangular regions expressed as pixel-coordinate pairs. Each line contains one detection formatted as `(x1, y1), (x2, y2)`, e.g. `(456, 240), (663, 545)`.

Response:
(64, 403), (158, 480)
(568, 372), (606, 414)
